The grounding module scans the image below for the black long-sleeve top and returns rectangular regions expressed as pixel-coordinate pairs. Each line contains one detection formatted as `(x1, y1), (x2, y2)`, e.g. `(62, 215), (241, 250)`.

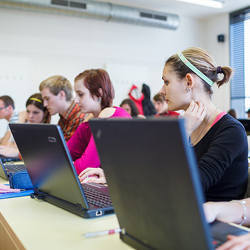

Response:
(194, 114), (248, 202)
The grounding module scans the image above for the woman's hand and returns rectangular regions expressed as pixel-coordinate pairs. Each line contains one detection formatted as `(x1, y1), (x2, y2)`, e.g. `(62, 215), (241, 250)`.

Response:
(98, 107), (116, 118)
(78, 167), (106, 184)
(0, 145), (19, 158)
(217, 234), (250, 250)
(182, 100), (207, 136)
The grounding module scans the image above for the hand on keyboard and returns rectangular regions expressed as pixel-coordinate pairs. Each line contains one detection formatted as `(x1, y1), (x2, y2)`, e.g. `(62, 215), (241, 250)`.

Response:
(79, 168), (106, 185)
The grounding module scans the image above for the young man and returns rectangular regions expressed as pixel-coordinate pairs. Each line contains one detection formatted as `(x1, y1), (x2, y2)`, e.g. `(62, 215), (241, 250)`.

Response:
(39, 75), (85, 141)
(0, 95), (21, 146)
(153, 93), (179, 117)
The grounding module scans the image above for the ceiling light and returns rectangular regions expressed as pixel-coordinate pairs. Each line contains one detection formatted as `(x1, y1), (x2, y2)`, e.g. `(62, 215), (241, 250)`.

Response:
(176, 0), (224, 8)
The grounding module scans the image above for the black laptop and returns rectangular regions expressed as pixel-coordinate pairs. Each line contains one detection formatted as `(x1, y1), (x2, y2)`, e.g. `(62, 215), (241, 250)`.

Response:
(89, 118), (249, 249)
(9, 123), (113, 218)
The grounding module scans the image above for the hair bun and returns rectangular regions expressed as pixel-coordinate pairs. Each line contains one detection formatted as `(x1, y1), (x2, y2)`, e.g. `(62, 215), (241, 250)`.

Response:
(216, 66), (223, 74)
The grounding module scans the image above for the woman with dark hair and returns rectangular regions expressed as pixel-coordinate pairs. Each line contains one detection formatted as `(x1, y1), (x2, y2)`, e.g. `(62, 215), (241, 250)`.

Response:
(0, 93), (51, 157)
(67, 69), (131, 178)
(120, 98), (140, 117)
(25, 93), (51, 124)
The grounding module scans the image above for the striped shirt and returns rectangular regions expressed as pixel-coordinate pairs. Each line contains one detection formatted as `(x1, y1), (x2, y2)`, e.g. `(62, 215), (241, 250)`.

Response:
(58, 101), (85, 141)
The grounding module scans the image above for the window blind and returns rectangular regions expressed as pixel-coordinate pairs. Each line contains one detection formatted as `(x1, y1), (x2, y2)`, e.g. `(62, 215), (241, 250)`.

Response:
(230, 7), (250, 118)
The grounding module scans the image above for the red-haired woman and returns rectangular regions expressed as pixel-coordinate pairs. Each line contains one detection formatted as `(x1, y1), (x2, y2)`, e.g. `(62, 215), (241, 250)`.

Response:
(67, 69), (131, 180)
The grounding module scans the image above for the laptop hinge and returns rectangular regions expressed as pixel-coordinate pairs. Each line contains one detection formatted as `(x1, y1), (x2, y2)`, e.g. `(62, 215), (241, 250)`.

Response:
(30, 189), (88, 216)
(31, 188), (46, 199)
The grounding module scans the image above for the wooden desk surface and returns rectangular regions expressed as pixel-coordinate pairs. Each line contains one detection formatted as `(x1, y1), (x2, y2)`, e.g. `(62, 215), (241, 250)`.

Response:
(0, 178), (133, 250)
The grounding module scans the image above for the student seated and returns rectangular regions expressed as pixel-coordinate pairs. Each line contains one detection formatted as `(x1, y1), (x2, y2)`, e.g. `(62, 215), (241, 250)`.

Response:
(39, 75), (85, 141)
(0, 93), (51, 158)
(161, 47), (248, 202)
(153, 93), (179, 117)
(67, 69), (131, 176)
(204, 199), (250, 250)
(0, 95), (25, 146)
(120, 98), (145, 118)
(79, 48), (248, 202)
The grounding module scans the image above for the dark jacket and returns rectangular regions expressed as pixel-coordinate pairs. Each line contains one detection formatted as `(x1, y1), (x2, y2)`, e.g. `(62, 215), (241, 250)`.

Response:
(141, 83), (156, 117)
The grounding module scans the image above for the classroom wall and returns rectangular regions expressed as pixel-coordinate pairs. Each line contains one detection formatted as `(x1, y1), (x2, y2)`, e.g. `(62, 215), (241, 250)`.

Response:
(200, 13), (231, 113)
(0, 7), (230, 136)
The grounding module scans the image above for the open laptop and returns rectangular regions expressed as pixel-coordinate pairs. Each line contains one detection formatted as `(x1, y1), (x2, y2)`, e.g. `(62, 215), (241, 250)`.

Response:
(9, 123), (113, 218)
(0, 158), (26, 180)
(89, 118), (249, 249)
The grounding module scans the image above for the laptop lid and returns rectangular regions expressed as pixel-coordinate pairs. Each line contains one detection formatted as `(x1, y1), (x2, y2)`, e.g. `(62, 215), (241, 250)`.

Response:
(9, 123), (113, 218)
(89, 118), (214, 249)
(238, 119), (250, 134)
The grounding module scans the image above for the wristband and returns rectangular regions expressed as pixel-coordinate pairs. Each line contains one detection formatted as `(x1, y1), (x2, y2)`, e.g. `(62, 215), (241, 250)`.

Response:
(233, 200), (247, 225)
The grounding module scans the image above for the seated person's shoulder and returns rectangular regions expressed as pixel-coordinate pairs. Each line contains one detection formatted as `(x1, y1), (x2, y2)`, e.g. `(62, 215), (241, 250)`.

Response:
(98, 107), (116, 118)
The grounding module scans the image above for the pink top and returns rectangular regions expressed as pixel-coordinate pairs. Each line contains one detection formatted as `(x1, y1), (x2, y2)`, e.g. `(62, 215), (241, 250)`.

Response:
(210, 112), (227, 128)
(67, 107), (131, 175)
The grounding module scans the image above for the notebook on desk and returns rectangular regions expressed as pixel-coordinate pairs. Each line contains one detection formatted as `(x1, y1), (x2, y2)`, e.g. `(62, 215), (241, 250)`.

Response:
(9, 123), (113, 218)
(89, 118), (249, 250)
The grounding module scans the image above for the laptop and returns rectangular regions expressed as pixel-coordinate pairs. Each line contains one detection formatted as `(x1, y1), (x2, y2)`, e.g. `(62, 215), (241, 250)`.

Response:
(0, 158), (26, 180)
(89, 118), (249, 249)
(238, 119), (250, 134)
(9, 123), (113, 218)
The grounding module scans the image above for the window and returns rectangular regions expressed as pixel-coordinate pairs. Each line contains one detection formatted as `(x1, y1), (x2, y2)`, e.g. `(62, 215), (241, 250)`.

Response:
(230, 7), (250, 118)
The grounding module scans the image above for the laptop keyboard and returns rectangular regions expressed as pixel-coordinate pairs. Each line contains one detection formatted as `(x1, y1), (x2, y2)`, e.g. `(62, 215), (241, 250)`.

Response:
(210, 220), (249, 248)
(82, 184), (112, 208)
(4, 163), (26, 174)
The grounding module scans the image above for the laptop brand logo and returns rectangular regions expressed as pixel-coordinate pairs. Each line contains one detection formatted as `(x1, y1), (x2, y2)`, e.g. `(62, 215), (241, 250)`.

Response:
(48, 137), (57, 143)
(96, 129), (102, 139)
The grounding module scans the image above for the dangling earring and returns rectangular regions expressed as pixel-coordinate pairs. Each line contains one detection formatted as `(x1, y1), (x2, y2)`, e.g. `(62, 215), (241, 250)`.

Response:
(98, 97), (102, 103)
(186, 87), (191, 93)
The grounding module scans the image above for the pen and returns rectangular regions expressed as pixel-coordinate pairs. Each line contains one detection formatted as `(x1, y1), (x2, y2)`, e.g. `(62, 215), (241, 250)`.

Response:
(84, 228), (123, 238)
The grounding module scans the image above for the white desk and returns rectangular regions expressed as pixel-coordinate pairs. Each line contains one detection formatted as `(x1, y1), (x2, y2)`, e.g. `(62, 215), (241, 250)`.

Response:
(0, 178), (133, 250)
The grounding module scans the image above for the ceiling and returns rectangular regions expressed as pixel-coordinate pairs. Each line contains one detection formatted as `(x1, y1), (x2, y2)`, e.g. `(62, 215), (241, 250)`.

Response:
(95, 0), (249, 18)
